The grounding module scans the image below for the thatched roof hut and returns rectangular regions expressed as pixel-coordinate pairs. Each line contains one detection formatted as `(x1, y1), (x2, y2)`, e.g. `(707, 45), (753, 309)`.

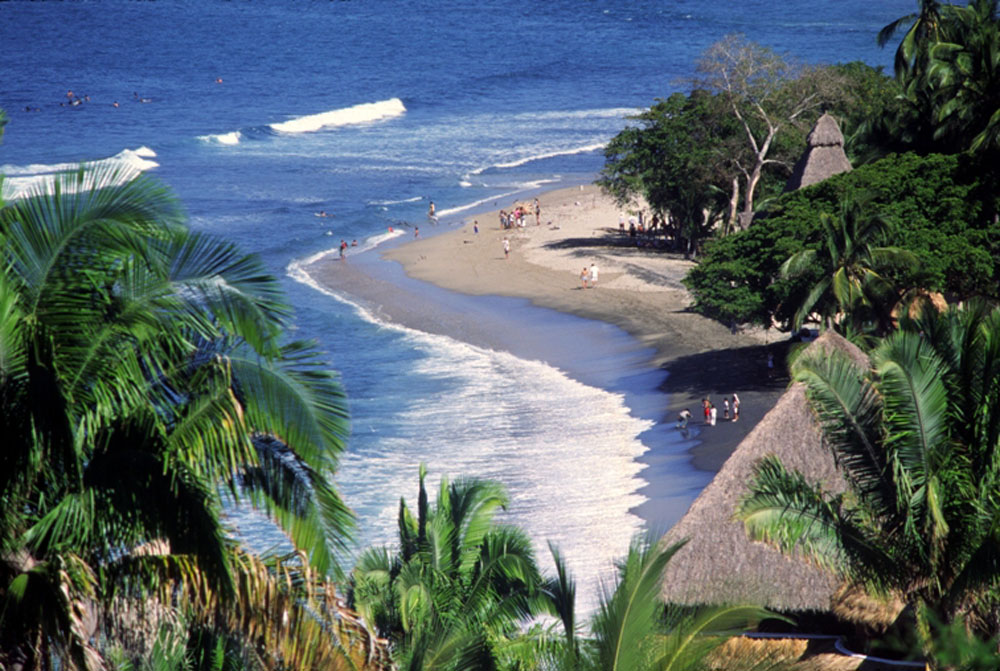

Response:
(660, 332), (868, 612)
(785, 113), (853, 192)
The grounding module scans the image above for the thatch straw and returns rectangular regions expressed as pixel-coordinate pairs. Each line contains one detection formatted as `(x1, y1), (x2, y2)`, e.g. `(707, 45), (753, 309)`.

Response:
(709, 637), (922, 671)
(660, 332), (865, 613)
(830, 584), (905, 631)
(785, 113), (852, 191)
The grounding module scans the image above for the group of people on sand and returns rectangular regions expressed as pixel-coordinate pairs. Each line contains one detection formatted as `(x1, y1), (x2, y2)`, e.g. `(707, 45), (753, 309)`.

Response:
(579, 263), (599, 288)
(676, 393), (740, 429)
(499, 198), (541, 229)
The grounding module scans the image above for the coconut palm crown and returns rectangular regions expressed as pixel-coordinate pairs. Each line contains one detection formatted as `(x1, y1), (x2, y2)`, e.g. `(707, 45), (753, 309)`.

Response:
(738, 301), (1000, 663)
(0, 164), (376, 670)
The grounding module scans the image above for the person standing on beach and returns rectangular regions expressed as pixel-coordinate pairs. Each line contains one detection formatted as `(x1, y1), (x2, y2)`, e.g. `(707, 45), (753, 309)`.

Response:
(723, 397), (730, 420)
(588, 263), (598, 288)
(503, 237), (510, 259)
(414, 227), (420, 238)
(580, 266), (589, 289)
(709, 403), (717, 426)
(534, 197), (541, 225)
(473, 220), (479, 235)
(732, 393), (741, 421)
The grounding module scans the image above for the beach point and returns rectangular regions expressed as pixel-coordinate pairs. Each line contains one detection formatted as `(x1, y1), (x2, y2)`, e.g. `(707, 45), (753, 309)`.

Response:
(309, 182), (791, 528)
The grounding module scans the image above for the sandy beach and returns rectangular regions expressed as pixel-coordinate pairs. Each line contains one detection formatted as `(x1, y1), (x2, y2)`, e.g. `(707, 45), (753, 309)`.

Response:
(308, 183), (791, 527)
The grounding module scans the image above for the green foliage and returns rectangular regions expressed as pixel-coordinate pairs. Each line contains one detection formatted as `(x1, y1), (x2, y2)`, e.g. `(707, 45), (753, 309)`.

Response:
(780, 195), (918, 334)
(580, 538), (777, 671)
(599, 90), (737, 249)
(685, 152), (999, 329)
(0, 162), (379, 669)
(738, 304), (1000, 664)
(349, 466), (546, 670)
(824, 62), (911, 163)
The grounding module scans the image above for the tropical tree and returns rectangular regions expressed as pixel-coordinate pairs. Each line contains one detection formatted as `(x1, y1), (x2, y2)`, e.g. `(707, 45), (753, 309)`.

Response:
(737, 303), (1000, 665)
(928, 0), (1000, 153)
(503, 538), (777, 671)
(349, 465), (546, 670)
(0, 164), (379, 669)
(779, 196), (918, 334)
(599, 90), (738, 251)
(695, 34), (843, 229)
(878, 0), (946, 80)
(583, 539), (774, 671)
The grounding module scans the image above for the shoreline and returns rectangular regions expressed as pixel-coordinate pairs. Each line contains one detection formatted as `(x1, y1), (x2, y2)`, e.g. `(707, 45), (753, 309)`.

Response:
(382, 184), (790, 469)
(305, 183), (789, 530)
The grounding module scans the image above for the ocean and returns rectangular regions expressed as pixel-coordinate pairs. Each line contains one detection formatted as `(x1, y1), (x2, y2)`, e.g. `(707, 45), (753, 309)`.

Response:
(1, 0), (911, 613)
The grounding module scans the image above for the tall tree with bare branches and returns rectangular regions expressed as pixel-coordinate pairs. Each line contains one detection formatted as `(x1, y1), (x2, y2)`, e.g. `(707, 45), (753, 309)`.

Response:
(696, 34), (843, 229)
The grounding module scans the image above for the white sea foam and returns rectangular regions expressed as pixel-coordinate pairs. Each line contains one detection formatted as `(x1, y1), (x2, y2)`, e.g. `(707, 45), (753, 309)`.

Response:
(467, 143), (606, 177)
(368, 195), (423, 206)
(198, 130), (243, 145)
(1, 147), (159, 201)
(515, 107), (640, 121)
(435, 178), (561, 218)
(285, 228), (406, 282)
(270, 97), (406, 134)
(287, 251), (651, 616)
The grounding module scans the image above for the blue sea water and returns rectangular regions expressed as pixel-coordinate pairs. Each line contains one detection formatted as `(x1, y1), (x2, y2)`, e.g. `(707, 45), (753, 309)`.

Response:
(1, 0), (911, 611)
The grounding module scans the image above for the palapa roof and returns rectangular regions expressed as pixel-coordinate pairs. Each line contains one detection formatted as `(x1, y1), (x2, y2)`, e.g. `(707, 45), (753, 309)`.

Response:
(660, 331), (867, 612)
(785, 113), (853, 192)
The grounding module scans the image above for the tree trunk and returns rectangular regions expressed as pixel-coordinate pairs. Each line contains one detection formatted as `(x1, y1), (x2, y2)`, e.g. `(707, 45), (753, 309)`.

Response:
(726, 176), (740, 235)
(741, 160), (764, 229)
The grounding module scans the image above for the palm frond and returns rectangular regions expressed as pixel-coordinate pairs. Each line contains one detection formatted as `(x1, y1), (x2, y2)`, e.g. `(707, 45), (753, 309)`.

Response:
(739, 456), (852, 574)
(873, 332), (952, 546)
(227, 340), (349, 475)
(655, 604), (779, 671)
(541, 541), (578, 652)
(239, 435), (355, 579)
(160, 229), (289, 354)
(792, 348), (895, 513)
(589, 538), (685, 671)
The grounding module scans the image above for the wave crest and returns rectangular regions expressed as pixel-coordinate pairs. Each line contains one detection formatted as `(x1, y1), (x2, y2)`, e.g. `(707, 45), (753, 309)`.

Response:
(1, 147), (159, 201)
(198, 131), (243, 145)
(270, 98), (406, 134)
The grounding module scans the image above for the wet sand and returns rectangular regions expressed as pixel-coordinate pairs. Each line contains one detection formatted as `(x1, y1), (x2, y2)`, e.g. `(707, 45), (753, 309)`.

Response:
(307, 183), (790, 529)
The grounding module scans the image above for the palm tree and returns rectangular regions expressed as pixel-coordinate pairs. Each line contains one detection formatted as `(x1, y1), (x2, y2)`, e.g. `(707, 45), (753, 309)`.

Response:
(928, 0), (1000, 153)
(737, 302), (1000, 665)
(503, 538), (775, 671)
(349, 465), (545, 669)
(779, 196), (917, 335)
(878, 0), (946, 80)
(0, 165), (378, 669)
